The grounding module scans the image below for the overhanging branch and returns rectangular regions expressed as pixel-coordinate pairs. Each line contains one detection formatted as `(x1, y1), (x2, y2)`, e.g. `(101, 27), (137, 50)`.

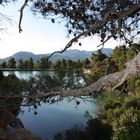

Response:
(47, 17), (108, 59)
(47, 3), (140, 59)
(1, 52), (140, 100)
(18, 0), (28, 33)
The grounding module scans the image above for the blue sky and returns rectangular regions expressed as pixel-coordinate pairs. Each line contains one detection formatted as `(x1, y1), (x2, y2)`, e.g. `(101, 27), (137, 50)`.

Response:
(0, 1), (120, 58)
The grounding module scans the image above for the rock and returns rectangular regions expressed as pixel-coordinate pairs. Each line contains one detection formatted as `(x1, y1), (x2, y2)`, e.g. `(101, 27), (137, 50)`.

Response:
(0, 127), (45, 140)
(0, 110), (15, 128)
(0, 127), (7, 139)
(15, 128), (44, 140)
(0, 110), (45, 140)
(9, 118), (24, 129)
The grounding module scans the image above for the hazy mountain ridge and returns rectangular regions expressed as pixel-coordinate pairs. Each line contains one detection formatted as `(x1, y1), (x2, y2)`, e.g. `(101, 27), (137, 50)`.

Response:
(1, 48), (113, 62)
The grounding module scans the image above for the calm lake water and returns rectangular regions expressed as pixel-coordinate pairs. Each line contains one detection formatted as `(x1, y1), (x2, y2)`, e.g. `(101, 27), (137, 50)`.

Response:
(3, 71), (97, 140)
(3, 71), (39, 80)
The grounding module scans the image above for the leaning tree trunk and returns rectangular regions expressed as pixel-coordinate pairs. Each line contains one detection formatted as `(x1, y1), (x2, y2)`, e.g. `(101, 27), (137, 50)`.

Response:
(1, 52), (140, 100)
(30, 52), (140, 97)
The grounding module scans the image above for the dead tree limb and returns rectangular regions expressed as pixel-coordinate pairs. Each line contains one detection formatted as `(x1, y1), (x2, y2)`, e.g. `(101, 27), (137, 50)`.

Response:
(18, 0), (28, 33)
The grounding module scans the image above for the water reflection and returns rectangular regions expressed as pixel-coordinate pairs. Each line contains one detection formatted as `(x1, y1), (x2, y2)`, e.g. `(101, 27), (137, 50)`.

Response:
(0, 69), (108, 140)
(3, 71), (39, 80)
(19, 96), (97, 140)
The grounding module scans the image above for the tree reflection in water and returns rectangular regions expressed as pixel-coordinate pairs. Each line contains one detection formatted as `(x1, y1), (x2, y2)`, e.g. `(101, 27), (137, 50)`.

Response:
(22, 69), (86, 108)
(32, 69), (113, 140)
(0, 69), (113, 140)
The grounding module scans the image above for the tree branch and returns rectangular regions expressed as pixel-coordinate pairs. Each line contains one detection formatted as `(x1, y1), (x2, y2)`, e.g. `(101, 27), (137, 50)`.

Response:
(96, 35), (113, 48)
(18, 0), (28, 33)
(47, 17), (109, 59)
(47, 3), (140, 59)
(2, 52), (140, 100)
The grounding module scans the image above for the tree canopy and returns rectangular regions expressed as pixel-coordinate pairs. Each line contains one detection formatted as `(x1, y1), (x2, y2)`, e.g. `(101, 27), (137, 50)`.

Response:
(20, 0), (140, 52)
(1, 0), (140, 55)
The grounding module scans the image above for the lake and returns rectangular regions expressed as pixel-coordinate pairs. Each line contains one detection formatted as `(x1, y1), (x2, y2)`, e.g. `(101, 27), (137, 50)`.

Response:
(2, 70), (98, 140)
(3, 70), (39, 80)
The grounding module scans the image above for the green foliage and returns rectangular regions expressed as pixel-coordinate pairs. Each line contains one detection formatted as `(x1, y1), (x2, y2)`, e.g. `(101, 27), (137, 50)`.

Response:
(7, 58), (16, 68)
(0, 73), (23, 95)
(112, 45), (127, 70)
(28, 57), (34, 69)
(0, 61), (7, 68)
(17, 58), (24, 69)
(25, 68), (84, 93)
(36, 57), (51, 69)
(0, 70), (4, 81)
(31, 0), (139, 45)
(111, 44), (140, 72)
(126, 44), (140, 60)
(99, 91), (140, 140)
(53, 118), (112, 140)
(83, 58), (91, 69)
(17, 57), (35, 70)
(91, 50), (108, 65)
(89, 58), (117, 82)
(38, 72), (62, 90)
(91, 60), (107, 81)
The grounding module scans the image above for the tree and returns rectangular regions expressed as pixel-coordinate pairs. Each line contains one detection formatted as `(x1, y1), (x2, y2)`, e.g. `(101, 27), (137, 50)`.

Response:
(112, 45), (127, 70)
(15, 0), (140, 53)
(0, 70), (4, 81)
(91, 50), (108, 66)
(17, 58), (24, 69)
(53, 60), (62, 69)
(54, 118), (112, 140)
(67, 60), (74, 69)
(127, 44), (140, 60)
(74, 60), (83, 69)
(23, 60), (29, 69)
(83, 58), (91, 69)
(13, 1), (140, 90)
(28, 57), (34, 69)
(0, 0), (140, 98)
(60, 59), (67, 68)
(0, 61), (7, 68)
(7, 58), (16, 68)
(1, 2), (140, 139)
(37, 57), (51, 69)
(1, 0), (139, 49)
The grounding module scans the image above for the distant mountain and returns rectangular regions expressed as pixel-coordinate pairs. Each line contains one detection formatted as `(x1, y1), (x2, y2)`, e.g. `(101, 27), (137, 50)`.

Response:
(1, 48), (113, 62)
(1, 51), (39, 62)
(101, 48), (113, 56)
(47, 49), (93, 62)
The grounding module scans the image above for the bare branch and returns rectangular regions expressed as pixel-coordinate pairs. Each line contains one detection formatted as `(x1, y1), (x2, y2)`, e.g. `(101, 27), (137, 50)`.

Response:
(47, 17), (109, 59)
(18, 0), (28, 33)
(96, 35), (113, 48)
